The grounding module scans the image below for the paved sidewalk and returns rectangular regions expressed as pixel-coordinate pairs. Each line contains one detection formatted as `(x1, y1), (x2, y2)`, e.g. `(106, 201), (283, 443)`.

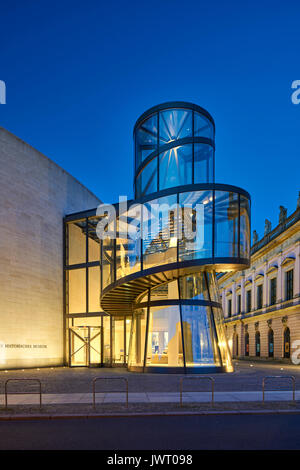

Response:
(1, 390), (298, 405)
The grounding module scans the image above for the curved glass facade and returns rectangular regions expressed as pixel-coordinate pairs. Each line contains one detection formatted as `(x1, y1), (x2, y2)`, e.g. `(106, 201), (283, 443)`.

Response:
(98, 102), (251, 373)
(135, 104), (215, 198)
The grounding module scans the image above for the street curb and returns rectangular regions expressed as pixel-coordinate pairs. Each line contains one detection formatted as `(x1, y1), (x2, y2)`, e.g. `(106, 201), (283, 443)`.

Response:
(1, 409), (300, 421)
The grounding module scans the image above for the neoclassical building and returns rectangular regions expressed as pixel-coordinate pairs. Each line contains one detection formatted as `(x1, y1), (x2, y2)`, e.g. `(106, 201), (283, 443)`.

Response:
(218, 202), (300, 363)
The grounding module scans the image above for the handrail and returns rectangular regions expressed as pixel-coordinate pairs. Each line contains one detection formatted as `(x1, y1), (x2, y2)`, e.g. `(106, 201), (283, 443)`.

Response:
(262, 375), (296, 402)
(92, 377), (128, 409)
(180, 376), (214, 406)
(4, 379), (42, 409)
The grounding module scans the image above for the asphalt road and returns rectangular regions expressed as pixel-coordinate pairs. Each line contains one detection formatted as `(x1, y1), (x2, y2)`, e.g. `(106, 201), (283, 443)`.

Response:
(0, 413), (300, 450)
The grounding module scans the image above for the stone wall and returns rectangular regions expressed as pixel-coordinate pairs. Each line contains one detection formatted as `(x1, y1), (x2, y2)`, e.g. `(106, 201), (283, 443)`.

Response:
(0, 127), (100, 368)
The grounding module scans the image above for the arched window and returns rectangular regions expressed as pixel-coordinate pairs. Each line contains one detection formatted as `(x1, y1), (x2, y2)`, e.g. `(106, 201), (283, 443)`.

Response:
(245, 332), (249, 356)
(284, 327), (290, 359)
(255, 331), (260, 357)
(268, 329), (274, 358)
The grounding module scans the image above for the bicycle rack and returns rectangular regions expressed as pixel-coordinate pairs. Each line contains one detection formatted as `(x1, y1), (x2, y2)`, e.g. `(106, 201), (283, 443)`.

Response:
(4, 379), (42, 409)
(180, 376), (214, 406)
(92, 377), (129, 409)
(262, 375), (296, 402)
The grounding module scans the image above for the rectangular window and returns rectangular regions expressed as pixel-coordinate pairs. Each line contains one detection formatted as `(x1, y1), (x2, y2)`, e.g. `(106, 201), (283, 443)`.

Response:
(237, 294), (241, 314)
(285, 269), (294, 300)
(246, 290), (251, 313)
(270, 277), (277, 305)
(227, 299), (232, 318)
(257, 284), (263, 310)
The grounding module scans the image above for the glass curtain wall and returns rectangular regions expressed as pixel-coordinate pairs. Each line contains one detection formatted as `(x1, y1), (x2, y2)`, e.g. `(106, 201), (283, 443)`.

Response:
(128, 273), (232, 372)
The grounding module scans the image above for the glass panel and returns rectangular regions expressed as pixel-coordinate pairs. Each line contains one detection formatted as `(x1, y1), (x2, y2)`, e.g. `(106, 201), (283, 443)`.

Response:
(179, 273), (208, 300)
(213, 307), (233, 370)
(68, 268), (86, 314)
(126, 317), (132, 362)
(151, 279), (179, 301)
(136, 157), (157, 197)
(116, 205), (141, 279)
(67, 220), (86, 265)
(103, 315), (111, 365)
(159, 109), (192, 144)
(88, 266), (100, 312)
(112, 317), (125, 365)
(182, 304), (219, 366)
(146, 305), (183, 367)
(135, 113), (158, 168)
(194, 144), (214, 183)
(194, 111), (214, 139)
(142, 195), (178, 270)
(69, 327), (88, 366)
(128, 308), (147, 368)
(102, 237), (114, 289)
(88, 217), (101, 262)
(89, 327), (101, 365)
(178, 191), (213, 260)
(240, 195), (251, 258)
(215, 191), (239, 258)
(159, 144), (192, 190)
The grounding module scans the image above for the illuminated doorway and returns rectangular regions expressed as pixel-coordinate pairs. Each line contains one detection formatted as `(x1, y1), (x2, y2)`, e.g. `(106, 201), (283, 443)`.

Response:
(69, 326), (101, 367)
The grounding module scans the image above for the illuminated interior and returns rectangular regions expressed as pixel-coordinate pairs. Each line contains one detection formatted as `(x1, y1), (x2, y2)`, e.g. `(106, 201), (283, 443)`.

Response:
(64, 102), (251, 373)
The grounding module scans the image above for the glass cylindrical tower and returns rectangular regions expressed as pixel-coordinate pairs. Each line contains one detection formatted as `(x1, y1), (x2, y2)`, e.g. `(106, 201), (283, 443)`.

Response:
(100, 102), (251, 373)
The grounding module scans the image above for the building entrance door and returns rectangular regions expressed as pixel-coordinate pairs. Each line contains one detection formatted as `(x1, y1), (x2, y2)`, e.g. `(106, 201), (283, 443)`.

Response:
(69, 326), (101, 367)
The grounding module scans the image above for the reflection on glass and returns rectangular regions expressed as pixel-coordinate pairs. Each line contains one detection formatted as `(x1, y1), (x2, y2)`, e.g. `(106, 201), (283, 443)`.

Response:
(88, 217), (101, 262)
(68, 220), (86, 265)
(142, 195), (178, 269)
(159, 109), (192, 144)
(215, 191), (239, 258)
(194, 144), (214, 183)
(150, 279), (179, 302)
(102, 237), (114, 289)
(240, 195), (250, 258)
(178, 191), (213, 260)
(181, 305), (218, 366)
(136, 114), (158, 167)
(194, 112), (214, 139)
(68, 268), (86, 313)
(116, 205), (141, 279)
(128, 309), (147, 368)
(126, 317), (131, 361)
(179, 273), (208, 300)
(136, 157), (157, 198)
(146, 305), (183, 367)
(159, 144), (192, 190)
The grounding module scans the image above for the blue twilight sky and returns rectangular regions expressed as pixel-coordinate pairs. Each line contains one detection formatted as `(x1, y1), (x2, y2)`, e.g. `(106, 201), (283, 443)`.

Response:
(0, 0), (299, 238)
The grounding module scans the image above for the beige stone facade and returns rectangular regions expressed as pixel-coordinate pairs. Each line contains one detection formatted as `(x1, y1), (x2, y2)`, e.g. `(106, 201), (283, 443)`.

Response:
(218, 205), (300, 363)
(0, 127), (100, 369)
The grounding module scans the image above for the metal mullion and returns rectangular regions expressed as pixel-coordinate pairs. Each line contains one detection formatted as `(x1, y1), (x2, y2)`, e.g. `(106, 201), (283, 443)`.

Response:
(177, 278), (186, 373)
(143, 288), (151, 370)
